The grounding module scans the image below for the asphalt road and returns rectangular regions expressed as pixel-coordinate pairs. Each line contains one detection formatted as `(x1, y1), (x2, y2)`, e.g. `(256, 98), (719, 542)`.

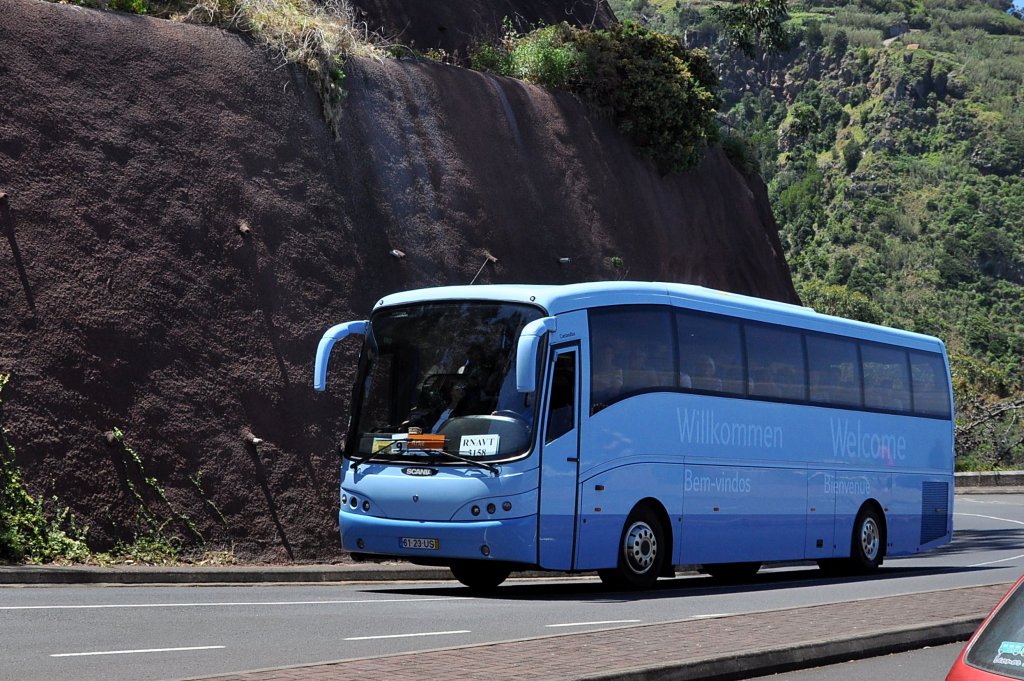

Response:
(1, 493), (1021, 681)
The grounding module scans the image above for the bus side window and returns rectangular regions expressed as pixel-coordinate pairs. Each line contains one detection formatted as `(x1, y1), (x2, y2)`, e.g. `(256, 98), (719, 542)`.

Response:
(745, 324), (807, 401)
(910, 351), (951, 417)
(675, 310), (743, 396)
(807, 335), (862, 407)
(590, 306), (673, 412)
(862, 344), (911, 412)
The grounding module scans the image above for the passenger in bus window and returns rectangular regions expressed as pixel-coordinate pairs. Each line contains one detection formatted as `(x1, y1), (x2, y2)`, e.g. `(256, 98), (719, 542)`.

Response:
(592, 344), (624, 406)
(625, 345), (658, 392)
(401, 380), (469, 433)
(429, 382), (470, 433)
(691, 354), (723, 392)
(457, 344), (500, 409)
(913, 367), (946, 414)
(822, 366), (842, 402)
(775, 365), (803, 400)
(749, 367), (781, 398)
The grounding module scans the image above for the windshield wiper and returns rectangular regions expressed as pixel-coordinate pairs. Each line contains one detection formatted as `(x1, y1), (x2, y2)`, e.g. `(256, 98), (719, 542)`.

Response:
(432, 449), (500, 475)
(348, 438), (402, 471)
(349, 438), (499, 475)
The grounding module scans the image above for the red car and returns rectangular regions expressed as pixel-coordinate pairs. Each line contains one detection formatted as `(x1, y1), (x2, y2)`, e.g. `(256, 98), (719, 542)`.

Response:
(948, 575), (1024, 680)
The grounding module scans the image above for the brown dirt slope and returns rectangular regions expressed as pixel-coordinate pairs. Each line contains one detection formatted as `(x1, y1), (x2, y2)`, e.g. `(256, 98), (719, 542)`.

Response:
(352, 0), (615, 55)
(0, 0), (796, 561)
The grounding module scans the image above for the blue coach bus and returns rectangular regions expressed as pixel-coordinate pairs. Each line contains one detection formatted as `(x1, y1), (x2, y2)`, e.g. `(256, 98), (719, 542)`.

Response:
(313, 282), (954, 590)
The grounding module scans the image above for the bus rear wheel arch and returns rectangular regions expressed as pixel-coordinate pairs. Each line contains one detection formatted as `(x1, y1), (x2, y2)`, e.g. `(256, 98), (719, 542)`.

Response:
(598, 502), (669, 591)
(818, 502), (886, 575)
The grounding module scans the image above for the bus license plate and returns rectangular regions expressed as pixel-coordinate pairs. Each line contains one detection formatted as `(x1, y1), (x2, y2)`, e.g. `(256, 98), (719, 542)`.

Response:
(401, 537), (439, 550)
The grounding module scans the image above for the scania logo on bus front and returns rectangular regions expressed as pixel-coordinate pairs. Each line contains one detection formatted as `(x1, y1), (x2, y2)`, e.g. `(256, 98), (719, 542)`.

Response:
(403, 467), (437, 477)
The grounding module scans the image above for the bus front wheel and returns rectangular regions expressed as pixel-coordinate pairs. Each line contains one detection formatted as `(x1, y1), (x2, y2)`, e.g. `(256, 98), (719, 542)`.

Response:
(599, 505), (665, 591)
(450, 561), (511, 591)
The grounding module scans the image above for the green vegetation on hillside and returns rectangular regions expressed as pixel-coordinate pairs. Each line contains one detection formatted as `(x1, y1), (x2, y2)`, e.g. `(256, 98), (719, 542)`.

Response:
(470, 20), (721, 172)
(1, 372), (220, 564)
(0, 374), (89, 563)
(612, 0), (1024, 469)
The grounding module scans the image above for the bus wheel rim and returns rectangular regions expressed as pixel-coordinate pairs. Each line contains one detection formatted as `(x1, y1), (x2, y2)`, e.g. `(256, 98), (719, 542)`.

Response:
(861, 517), (880, 561)
(624, 521), (657, 574)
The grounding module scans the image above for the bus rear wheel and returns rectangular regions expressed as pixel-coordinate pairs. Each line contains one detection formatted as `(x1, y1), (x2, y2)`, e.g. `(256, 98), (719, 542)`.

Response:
(849, 506), (885, 572)
(450, 561), (511, 591)
(598, 506), (665, 591)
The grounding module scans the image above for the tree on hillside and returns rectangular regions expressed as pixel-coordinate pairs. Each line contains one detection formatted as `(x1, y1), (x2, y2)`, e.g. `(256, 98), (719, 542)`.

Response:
(709, 0), (792, 60)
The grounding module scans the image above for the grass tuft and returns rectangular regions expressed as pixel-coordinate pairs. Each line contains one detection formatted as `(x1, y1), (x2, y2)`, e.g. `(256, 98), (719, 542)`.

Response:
(186, 0), (383, 67)
(183, 0), (384, 136)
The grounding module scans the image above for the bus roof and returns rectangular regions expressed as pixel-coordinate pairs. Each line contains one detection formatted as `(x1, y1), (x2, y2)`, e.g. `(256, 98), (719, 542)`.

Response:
(372, 282), (945, 353)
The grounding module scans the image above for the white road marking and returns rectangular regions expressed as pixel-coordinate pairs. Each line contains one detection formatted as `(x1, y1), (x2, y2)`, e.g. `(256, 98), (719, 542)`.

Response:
(969, 553), (1024, 568)
(955, 512), (1024, 526)
(343, 630), (470, 641)
(688, 613), (733, 620)
(51, 645), (225, 658)
(1, 597), (450, 612)
(958, 497), (1016, 505)
(954, 512), (1024, 566)
(545, 619), (641, 628)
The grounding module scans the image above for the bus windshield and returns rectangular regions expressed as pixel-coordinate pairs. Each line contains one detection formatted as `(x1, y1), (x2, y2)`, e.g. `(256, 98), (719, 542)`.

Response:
(348, 301), (544, 463)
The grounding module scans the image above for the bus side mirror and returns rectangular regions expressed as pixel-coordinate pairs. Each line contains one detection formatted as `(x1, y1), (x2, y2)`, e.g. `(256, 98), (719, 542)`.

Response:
(314, 320), (367, 391)
(516, 317), (557, 393)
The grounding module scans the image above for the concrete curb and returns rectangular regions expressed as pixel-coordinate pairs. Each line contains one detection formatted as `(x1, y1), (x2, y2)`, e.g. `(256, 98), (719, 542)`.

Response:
(585, 617), (982, 681)
(955, 471), (1024, 489)
(0, 563), (452, 585)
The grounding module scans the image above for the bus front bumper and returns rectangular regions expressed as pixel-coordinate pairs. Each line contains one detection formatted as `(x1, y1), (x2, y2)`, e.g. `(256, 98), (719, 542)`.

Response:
(339, 513), (537, 564)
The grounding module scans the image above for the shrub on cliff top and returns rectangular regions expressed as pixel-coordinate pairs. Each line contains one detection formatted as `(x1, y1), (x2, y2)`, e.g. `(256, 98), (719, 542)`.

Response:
(471, 20), (584, 89)
(471, 21), (721, 173)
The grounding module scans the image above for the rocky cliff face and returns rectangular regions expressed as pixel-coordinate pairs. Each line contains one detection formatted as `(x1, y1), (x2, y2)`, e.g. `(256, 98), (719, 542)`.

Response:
(0, 0), (796, 560)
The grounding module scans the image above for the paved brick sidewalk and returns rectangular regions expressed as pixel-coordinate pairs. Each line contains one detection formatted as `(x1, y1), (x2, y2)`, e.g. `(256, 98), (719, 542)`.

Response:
(187, 582), (1007, 681)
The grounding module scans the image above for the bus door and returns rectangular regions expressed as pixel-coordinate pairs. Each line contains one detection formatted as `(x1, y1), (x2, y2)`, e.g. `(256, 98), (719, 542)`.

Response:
(537, 343), (582, 570)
